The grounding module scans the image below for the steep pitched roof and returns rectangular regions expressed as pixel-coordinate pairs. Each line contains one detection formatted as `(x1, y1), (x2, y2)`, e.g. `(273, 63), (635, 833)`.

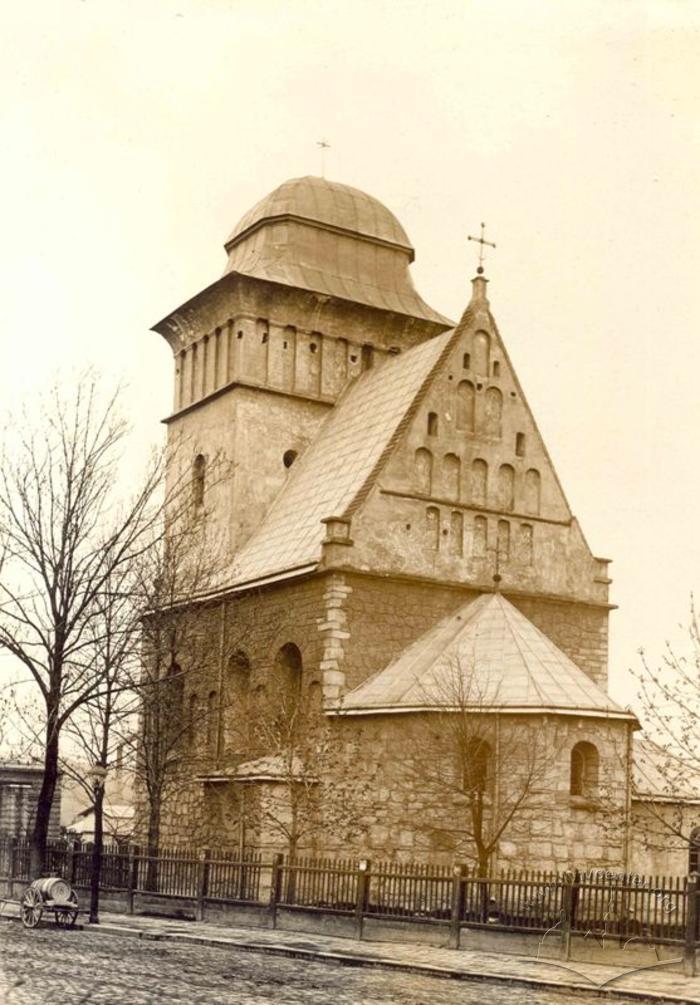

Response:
(226, 329), (456, 588)
(336, 593), (636, 720)
(633, 735), (700, 804)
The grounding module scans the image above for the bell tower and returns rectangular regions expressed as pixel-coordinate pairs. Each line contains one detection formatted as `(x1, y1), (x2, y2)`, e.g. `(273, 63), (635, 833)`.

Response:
(153, 176), (451, 561)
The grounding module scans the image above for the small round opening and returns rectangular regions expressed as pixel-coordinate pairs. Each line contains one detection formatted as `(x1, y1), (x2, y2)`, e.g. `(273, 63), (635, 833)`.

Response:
(283, 450), (298, 469)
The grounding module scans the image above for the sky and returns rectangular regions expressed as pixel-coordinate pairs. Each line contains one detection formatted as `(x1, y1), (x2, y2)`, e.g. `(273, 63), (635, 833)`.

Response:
(1, 0), (699, 721)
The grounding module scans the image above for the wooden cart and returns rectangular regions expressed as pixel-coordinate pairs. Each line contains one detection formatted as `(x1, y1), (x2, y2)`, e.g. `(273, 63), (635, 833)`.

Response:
(21, 877), (79, 929)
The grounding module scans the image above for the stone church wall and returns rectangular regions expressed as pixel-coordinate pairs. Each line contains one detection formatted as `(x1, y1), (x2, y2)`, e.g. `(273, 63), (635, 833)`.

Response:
(321, 712), (630, 873)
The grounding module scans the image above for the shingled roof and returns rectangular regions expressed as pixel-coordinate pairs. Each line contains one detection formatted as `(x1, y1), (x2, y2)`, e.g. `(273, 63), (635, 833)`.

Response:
(226, 328), (457, 589)
(335, 593), (638, 721)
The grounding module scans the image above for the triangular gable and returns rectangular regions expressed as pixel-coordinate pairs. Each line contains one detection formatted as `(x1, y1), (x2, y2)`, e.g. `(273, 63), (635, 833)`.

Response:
(336, 593), (635, 720)
(225, 327), (458, 588)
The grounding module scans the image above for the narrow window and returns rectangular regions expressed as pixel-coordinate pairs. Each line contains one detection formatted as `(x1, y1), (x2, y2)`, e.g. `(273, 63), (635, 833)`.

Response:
(473, 515), (487, 558)
(443, 453), (460, 501)
(275, 643), (303, 716)
(427, 412), (438, 436)
(498, 463), (515, 511)
(492, 360), (501, 377)
(192, 454), (206, 507)
(426, 506), (440, 550)
(415, 448), (433, 495)
(518, 523), (533, 565)
(450, 511), (463, 556)
(473, 330), (490, 374)
(456, 381), (475, 432)
(497, 519), (510, 562)
(525, 468), (541, 516)
(484, 387), (503, 438)
(361, 344), (374, 370)
(515, 432), (526, 457)
(471, 459), (488, 507)
(463, 352), (471, 370)
(463, 738), (492, 794)
(570, 742), (599, 798)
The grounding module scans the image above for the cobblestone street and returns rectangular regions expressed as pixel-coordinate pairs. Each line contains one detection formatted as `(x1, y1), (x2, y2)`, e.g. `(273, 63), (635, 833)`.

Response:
(0, 922), (646, 1005)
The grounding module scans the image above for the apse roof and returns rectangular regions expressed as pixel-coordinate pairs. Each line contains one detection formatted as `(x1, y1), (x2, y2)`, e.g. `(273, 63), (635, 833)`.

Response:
(336, 593), (637, 721)
(225, 326), (456, 589)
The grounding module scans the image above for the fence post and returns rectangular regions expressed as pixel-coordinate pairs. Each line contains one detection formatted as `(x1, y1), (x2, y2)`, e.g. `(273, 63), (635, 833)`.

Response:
(449, 863), (467, 949)
(684, 873), (698, 977)
(268, 853), (284, 929)
(126, 846), (138, 916)
(560, 874), (573, 961)
(196, 848), (210, 923)
(355, 859), (371, 940)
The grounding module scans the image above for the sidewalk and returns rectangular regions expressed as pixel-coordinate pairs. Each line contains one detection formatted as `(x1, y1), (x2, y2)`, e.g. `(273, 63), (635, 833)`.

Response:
(90, 910), (700, 1004)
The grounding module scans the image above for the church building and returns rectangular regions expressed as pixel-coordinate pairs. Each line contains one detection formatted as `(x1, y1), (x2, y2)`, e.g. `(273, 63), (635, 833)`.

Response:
(149, 176), (642, 873)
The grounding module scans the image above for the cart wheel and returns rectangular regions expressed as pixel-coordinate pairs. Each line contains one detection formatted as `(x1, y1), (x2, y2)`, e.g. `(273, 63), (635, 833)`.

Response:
(21, 887), (43, 929)
(55, 908), (77, 929)
(56, 890), (79, 929)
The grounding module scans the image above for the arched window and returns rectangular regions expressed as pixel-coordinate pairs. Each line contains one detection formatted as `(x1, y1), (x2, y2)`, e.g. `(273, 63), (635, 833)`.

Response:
(463, 738), (492, 794)
(443, 453), (460, 501)
(689, 828), (700, 874)
(473, 515), (487, 558)
(497, 519), (510, 562)
(193, 454), (206, 507)
(426, 506), (440, 550)
(450, 511), (463, 557)
(570, 741), (599, 798)
(206, 690), (218, 752)
(473, 331), (490, 375)
(415, 448), (433, 495)
(484, 387), (503, 438)
(275, 643), (303, 713)
(498, 464), (515, 512)
(518, 523), (534, 565)
(471, 459), (488, 506)
(427, 411), (438, 436)
(307, 680), (323, 714)
(524, 468), (541, 516)
(456, 381), (475, 432)
(227, 650), (251, 703)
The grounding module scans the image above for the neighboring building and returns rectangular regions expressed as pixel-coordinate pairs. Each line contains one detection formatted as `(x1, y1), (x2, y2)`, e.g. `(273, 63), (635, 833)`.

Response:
(0, 763), (61, 841)
(630, 736), (700, 876)
(144, 175), (654, 872)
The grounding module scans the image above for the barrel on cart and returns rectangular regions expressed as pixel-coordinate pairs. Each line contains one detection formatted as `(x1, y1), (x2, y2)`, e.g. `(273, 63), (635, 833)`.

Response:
(21, 877), (79, 929)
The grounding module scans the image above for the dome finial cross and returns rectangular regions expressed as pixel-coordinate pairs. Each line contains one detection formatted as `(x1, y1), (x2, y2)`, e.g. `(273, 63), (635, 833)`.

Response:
(316, 139), (331, 179)
(467, 222), (496, 275)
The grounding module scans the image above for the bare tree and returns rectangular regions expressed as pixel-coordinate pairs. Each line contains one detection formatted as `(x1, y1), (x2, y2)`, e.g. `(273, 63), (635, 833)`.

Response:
(632, 599), (700, 862)
(126, 506), (228, 862)
(242, 684), (365, 860)
(0, 378), (163, 875)
(62, 559), (142, 922)
(404, 661), (563, 876)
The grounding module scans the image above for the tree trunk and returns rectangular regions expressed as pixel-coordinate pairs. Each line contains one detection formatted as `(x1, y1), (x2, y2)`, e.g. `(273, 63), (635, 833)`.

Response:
(30, 717), (59, 878)
(89, 783), (105, 923)
(146, 796), (161, 892)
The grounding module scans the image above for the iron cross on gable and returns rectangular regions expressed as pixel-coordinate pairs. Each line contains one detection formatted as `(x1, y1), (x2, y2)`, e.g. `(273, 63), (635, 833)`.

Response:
(467, 222), (496, 274)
